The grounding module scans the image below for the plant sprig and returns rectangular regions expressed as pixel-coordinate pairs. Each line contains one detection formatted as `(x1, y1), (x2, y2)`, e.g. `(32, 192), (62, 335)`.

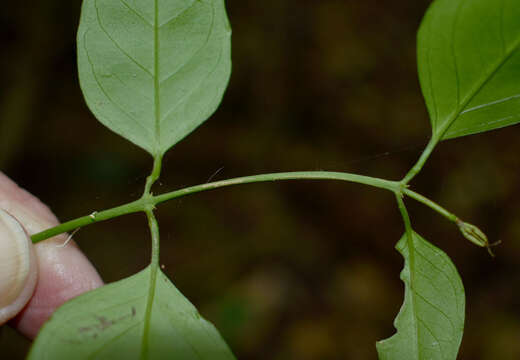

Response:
(27, 0), (520, 358)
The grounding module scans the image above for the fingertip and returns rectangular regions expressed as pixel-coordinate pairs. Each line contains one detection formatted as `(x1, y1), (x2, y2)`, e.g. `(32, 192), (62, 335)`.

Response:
(13, 237), (103, 339)
(0, 172), (104, 339)
(0, 210), (38, 326)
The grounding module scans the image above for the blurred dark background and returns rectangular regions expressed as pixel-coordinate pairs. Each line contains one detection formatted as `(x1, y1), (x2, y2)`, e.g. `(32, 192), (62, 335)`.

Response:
(1, 1), (520, 359)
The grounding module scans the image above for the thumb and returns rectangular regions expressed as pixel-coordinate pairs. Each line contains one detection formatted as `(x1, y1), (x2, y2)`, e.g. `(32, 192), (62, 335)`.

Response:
(0, 209), (38, 325)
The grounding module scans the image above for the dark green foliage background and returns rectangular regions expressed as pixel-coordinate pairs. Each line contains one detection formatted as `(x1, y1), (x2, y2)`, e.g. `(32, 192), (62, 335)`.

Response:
(1, 1), (520, 359)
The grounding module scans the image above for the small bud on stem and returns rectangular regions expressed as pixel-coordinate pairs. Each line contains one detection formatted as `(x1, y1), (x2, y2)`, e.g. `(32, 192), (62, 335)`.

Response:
(456, 219), (501, 257)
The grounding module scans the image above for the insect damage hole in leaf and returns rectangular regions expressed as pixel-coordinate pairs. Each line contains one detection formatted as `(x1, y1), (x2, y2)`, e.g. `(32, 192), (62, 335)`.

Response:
(77, 0), (232, 157)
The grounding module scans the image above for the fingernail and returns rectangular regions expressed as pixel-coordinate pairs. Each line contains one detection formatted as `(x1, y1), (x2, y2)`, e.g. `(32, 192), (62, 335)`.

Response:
(0, 209), (38, 324)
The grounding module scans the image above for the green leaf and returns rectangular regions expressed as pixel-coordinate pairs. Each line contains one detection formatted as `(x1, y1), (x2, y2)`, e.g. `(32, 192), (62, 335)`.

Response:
(28, 266), (236, 360)
(418, 0), (520, 140)
(376, 231), (465, 360)
(77, 0), (232, 156)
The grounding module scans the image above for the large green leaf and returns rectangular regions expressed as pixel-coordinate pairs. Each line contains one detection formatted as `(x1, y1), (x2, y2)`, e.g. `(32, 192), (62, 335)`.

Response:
(77, 0), (232, 156)
(28, 266), (236, 360)
(376, 232), (465, 360)
(418, 0), (520, 140)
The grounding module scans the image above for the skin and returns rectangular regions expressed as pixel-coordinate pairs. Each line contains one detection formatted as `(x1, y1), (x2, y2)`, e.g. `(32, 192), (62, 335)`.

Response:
(0, 171), (103, 339)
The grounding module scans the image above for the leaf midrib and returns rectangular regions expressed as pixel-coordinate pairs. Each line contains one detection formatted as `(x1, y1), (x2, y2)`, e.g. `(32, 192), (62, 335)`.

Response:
(153, 0), (161, 154)
(406, 236), (421, 360)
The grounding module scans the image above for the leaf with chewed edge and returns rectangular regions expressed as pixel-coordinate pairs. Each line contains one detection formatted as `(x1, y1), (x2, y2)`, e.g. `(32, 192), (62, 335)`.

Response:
(377, 232), (465, 360)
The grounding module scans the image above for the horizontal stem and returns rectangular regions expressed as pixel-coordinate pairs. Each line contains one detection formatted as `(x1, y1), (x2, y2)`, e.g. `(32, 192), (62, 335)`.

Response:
(30, 199), (145, 243)
(153, 171), (399, 205)
(31, 171), (400, 244)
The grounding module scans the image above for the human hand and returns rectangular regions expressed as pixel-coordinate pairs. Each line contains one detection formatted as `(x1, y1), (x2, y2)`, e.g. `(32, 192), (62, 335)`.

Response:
(0, 172), (103, 338)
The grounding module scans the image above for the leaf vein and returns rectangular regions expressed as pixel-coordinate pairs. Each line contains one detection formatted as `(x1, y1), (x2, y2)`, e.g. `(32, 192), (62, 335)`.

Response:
(84, 31), (151, 137)
(451, 0), (465, 110)
(413, 290), (456, 333)
(112, 69), (154, 103)
(416, 317), (447, 359)
(95, 0), (153, 76)
(87, 320), (144, 359)
(426, 11), (438, 131)
(406, 236), (421, 360)
(160, 34), (223, 126)
(159, 3), (218, 124)
(499, 0), (506, 55)
(158, 4), (215, 85)
(158, 1), (198, 29)
(447, 114), (518, 137)
(461, 93), (520, 114)
(118, 0), (153, 28)
(414, 248), (458, 295)
(414, 246), (462, 318)
(443, 19), (520, 135)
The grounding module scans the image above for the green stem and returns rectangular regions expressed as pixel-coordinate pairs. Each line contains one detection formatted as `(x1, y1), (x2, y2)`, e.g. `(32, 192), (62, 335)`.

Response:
(145, 209), (160, 268)
(140, 209), (160, 358)
(395, 194), (413, 240)
(31, 171), (400, 243)
(153, 171), (399, 205)
(401, 104), (467, 185)
(401, 136), (439, 184)
(402, 187), (459, 223)
(143, 154), (163, 196)
(31, 199), (145, 243)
